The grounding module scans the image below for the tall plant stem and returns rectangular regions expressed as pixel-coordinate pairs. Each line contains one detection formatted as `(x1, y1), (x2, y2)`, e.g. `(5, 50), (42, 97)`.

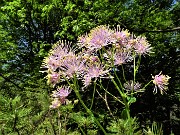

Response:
(109, 74), (134, 135)
(121, 65), (127, 82)
(133, 55), (141, 84)
(98, 80), (124, 105)
(90, 81), (96, 109)
(79, 126), (86, 135)
(58, 110), (61, 135)
(71, 77), (107, 135)
(133, 55), (136, 84)
(109, 76), (130, 119)
(142, 80), (153, 90)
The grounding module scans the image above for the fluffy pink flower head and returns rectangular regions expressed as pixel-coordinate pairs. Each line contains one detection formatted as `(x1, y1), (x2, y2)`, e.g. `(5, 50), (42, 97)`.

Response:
(86, 25), (112, 51)
(42, 41), (80, 83)
(78, 34), (88, 48)
(134, 36), (152, 55)
(113, 49), (132, 66)
(42, 55), (61, 72)
(152, 72), (171, 95)
(51, 40), (74, 56)
(112, 26), (130, 45)
(126, 38), (136, 50)
(47, 72), (60, 86)
(52, 86), (71, 104)
(52, 86), (71, 98)
(113, 27), (130, 40)
(60, 55), (85, 79)
(104, 48), (133, 66)
(83, 64), (109, 87)
(42, 41), (75, 72)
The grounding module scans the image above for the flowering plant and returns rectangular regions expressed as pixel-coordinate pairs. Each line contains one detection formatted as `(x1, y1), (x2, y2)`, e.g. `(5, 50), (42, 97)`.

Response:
(41, 25), (171, 134)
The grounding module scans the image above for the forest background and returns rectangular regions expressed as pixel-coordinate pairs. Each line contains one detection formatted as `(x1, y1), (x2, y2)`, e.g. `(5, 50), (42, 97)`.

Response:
(0, 0), (179, 134)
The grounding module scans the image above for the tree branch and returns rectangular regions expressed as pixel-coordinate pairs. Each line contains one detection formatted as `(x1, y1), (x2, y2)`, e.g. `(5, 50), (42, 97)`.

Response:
(134, 27), (180, 32)
(0, 73), (23, 90)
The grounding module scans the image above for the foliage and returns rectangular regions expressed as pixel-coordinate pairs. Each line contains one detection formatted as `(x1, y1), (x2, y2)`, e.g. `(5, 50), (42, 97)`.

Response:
(0, 0), (179, 134)
(106, 118), (142, 135)
(143, 121), (163, 135)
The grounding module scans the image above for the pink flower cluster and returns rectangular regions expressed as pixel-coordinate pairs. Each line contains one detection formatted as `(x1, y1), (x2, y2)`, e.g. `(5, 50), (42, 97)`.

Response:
(50, 86), (71, 108)
(41, 25), (170, 108)
(43, 26), (153, 88)
(78, 26), (112, 51)
(152, 72), (171, 95)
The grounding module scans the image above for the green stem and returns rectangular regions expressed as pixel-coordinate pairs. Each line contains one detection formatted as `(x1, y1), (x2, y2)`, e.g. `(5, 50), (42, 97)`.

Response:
(58, 110), (61, 135)
(133, 55), (136, 84)
(133, 55), (141, 84)
(98, 80), (124, 105)
(121, 65), (127, 82)
(110, 76), (130, 119)
(79, 126), (86, 135)
(90, 81), (96, 109)
(71, 77), (107, 135)
(109, 73), (124, 96)
(109, 77), (132, 135)
(142, 80), (153, 90)
(114, 69), (124, 90)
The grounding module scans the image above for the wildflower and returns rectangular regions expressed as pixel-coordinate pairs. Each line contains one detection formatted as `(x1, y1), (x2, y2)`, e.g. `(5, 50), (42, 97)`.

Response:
(104, 48), (133, 66)
(44, 56), (60, 71)
(86, 25), (112, 51)
(83, 76), (92, 87)
(112, 26), (130, 45)
(126, 38), (136, 50)
(83, 64), (109, 87)
(50, 98), (61, 109)
(47, 72), (60, 86)
(113, 49), (133, 66)
(134, 36), (152, 55)
(111, 25), (131, 46)
(42, 41), (80, 83)
(77, 34), (88, 48)
(60, 55), (85, 79)
(51, 40), (74, 57)
(124, 80), (141, 92)
(42, 40), (75, 72)
(152, 72), (171, 95)
(52, 86), (71, 98)
(52, 86), (71, 104)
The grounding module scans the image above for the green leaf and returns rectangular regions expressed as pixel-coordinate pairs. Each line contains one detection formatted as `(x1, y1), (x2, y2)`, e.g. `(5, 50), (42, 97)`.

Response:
(11, 96), (21, 108)
(127, 97), (136, 105)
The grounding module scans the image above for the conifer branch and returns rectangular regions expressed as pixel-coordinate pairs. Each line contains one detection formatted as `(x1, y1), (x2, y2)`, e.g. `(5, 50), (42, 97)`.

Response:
(0, 73), (23, 90)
